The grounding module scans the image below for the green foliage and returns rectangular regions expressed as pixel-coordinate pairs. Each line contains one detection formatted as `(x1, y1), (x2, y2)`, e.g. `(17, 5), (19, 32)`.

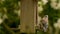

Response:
(0, 0), (20, 34)
(39, 0), (60, 34)
(39, 0), (60, 26)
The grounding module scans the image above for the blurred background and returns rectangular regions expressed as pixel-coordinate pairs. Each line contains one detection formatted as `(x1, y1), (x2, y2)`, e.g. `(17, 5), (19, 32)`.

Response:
(37, 0), (60, 34)
(0, 0), (60, 34)
(0, 0), (20, 34)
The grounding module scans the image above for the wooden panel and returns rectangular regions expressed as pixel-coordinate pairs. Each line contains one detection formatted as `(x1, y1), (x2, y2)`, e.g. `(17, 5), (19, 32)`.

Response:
(20, 0), (37, 33)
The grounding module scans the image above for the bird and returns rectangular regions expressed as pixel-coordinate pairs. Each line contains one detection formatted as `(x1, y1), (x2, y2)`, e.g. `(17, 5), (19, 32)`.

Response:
(40, 15), (48, 32)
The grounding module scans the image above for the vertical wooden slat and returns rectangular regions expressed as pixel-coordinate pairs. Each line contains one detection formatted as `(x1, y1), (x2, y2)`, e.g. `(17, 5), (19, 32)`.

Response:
(20, 0), (37, 34)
